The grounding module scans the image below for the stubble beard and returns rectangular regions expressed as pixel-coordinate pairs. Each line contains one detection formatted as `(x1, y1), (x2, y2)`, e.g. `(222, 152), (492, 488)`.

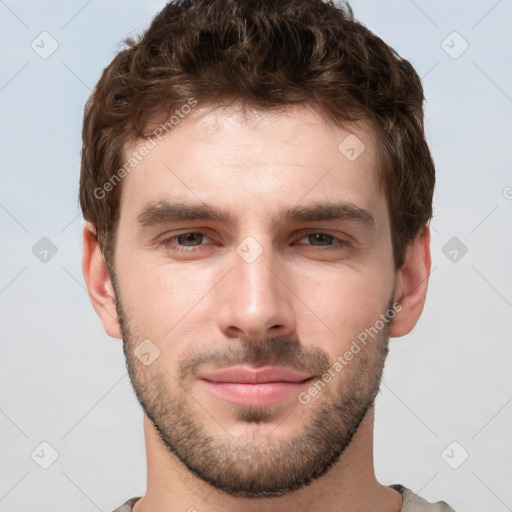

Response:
(112, 270), (392, 498)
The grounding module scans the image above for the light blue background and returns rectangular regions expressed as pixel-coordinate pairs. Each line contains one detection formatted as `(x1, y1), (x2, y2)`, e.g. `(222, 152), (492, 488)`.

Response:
(0, 1), (511, 511)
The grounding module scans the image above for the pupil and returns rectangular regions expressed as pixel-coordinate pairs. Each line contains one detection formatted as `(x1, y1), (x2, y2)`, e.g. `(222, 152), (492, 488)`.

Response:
(311, 234), (331, 245)
(179, 233), (202, 246)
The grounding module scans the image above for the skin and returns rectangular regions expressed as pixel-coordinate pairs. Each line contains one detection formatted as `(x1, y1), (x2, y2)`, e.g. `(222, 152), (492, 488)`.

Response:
(82, 102), (431, 512)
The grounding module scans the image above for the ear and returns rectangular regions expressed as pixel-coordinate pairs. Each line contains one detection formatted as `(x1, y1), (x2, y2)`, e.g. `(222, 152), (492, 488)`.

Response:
(82, 221), (122, 339)
(389, 226), (432, 338)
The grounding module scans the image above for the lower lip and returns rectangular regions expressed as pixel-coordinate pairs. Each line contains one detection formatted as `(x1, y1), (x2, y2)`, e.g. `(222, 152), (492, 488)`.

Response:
(201, 379), (313, 406)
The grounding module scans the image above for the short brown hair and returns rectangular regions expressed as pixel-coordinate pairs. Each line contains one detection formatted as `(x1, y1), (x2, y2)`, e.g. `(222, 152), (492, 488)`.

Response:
(79, 0), (435, 272)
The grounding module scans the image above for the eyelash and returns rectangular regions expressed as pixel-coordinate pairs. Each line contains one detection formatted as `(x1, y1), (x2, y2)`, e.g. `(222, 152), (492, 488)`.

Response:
(159, 231), (350, 252)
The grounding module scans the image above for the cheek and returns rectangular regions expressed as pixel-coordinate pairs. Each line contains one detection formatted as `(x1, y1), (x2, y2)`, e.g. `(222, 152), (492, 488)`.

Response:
(118, 260), (217, 338)
(292, 264), (393, 352)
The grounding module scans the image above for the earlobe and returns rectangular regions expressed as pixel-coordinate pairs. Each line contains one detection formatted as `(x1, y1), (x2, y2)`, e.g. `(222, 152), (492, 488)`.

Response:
(389, 226), (432, 338)
(82, 222), (122, 339)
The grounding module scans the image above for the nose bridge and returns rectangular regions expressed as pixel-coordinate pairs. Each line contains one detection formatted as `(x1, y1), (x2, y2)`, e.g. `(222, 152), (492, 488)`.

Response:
(217, 234), (295, 341)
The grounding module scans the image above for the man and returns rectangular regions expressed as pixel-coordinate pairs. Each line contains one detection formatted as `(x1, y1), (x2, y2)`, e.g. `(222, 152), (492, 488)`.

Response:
(80, 0), (455, 510)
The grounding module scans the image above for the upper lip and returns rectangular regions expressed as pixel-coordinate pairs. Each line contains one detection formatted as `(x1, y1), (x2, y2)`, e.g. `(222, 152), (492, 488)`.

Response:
(199, 366), (312, 384)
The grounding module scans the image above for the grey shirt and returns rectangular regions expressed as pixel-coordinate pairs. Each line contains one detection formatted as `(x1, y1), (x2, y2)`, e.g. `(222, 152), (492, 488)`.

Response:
(111, 484), (456, 511)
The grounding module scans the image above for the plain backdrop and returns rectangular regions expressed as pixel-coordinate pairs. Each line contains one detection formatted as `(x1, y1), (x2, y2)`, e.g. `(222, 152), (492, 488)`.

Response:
(0, 1), (511, 511)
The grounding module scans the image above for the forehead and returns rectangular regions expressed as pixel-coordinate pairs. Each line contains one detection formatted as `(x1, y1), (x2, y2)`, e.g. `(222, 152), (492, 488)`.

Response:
(119, 102), (385, 226)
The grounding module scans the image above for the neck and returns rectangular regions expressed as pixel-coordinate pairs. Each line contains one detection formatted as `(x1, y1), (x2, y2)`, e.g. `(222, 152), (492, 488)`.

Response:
(133, 407), (403, 512)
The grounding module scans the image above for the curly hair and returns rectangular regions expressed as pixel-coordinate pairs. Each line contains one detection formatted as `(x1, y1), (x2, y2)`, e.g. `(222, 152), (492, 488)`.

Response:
(79, 0), (435, 272)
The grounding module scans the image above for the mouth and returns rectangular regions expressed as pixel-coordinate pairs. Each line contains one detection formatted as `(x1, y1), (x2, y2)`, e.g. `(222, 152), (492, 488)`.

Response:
(198, 365), (315, 407)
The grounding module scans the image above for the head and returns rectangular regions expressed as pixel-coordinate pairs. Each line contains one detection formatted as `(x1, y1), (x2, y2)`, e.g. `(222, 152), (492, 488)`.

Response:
(81, 0), (434, 498)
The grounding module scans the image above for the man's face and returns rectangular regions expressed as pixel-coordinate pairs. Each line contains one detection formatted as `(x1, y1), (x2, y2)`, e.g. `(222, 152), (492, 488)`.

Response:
(111, 103), (397, 497)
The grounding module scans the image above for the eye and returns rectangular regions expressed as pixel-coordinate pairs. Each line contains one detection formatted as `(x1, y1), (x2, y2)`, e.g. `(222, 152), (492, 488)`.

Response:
(160, 231), (212, 251)
(294, 232), (349, 249)
(158, 230), (350, 254)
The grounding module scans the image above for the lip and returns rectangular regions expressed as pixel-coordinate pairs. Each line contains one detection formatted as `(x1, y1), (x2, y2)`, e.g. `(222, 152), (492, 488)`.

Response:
(199, 365), (312, 384)
(199, 366), (314, 406)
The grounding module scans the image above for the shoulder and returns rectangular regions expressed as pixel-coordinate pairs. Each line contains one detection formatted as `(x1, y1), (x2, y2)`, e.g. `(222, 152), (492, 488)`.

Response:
(390, 484), (457, 512)
(110, 497), (141, 512)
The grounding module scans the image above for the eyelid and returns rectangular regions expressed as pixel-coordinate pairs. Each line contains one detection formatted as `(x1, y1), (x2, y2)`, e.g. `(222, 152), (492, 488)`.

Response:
(159, 229), (351, 252)
(159, 230), (213, 251)
(291, 226), (349, 238)
(292, 230), (350, 247)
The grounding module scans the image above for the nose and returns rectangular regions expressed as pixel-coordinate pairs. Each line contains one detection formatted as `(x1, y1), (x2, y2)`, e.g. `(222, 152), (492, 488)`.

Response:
(216, 238), (297, 345)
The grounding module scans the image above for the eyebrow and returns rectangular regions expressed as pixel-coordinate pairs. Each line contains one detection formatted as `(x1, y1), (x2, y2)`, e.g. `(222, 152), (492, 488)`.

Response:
(137, 200), (376, 230)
